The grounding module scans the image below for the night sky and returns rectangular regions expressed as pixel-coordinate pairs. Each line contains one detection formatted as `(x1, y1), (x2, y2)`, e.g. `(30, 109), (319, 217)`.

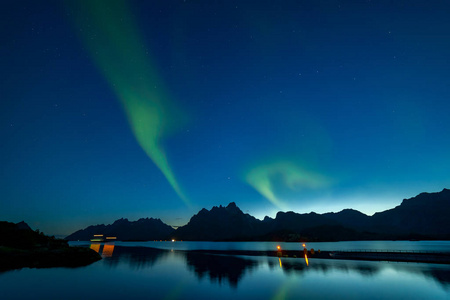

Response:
(2, 0), (449, 235)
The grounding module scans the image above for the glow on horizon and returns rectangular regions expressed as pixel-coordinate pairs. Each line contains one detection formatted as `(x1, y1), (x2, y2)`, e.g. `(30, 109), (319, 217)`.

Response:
(246, 191), (409, 221)
(68, 0), (189, 205)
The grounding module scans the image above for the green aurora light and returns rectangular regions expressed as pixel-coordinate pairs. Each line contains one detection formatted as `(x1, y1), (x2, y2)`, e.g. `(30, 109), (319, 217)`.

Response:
(68, 0), (189, 204)
(245, 161), (329, 209)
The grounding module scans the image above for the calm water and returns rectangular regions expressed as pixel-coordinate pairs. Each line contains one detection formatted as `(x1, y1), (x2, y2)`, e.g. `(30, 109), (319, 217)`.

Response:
(1, 241), (450, 300)
(71, 240), (450, 252)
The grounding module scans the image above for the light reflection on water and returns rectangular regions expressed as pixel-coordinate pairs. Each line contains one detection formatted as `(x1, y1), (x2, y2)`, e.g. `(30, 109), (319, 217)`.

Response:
(0, 244), (449, 299)
(90, 242), (115, 257)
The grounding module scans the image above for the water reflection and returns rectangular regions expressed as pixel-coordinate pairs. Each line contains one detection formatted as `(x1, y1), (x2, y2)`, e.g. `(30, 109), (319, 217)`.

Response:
(185, 252), (258, 288)
(90, 243), (100, 253)
(89, 243), (115, 258)
(102, 246), (168, 269)
(1, 244), (450, 300)
(95, 245), (450, 289)
(102, 244), (115, 257)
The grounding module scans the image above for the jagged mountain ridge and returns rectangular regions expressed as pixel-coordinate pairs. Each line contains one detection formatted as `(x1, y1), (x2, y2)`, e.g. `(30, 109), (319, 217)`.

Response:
(65, 217), (175, 241)
(66, 188), (450, 241)
(173, 189), (450, 241)
(173, 203), (373, 241)
(173, 202), (264, 241)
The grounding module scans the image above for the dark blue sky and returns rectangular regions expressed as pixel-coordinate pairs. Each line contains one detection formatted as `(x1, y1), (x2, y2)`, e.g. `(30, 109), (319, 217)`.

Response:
(1, 0), (449, 235)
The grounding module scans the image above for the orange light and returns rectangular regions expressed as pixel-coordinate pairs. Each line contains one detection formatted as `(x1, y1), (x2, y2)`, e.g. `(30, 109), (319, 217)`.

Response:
(90, 243), (100, 253)
(304, 254), (309, 266)
(102, 244), (115, 257)
(277, 245), (281, 250)
(302, 243), (306, 247)
(106, 237), (117, 240)
(94, 234), (104, 237)
(279, 258), (282, 268)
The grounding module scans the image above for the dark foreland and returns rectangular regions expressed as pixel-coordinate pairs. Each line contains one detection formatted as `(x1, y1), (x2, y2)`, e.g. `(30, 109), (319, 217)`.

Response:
(0, 221), (101, 271)
(66, 188), (450, 242)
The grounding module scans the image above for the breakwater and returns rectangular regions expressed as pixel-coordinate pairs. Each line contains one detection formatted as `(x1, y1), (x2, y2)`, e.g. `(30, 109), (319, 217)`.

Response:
(182, 249), (450, 264)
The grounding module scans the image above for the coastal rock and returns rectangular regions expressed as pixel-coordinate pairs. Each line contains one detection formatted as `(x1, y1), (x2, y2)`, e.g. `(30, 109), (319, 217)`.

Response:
(0, 221), (101, 271)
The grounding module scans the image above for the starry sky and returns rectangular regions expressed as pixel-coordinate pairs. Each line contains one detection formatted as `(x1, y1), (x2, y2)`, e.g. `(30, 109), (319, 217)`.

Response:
(1, 0), (450, 235)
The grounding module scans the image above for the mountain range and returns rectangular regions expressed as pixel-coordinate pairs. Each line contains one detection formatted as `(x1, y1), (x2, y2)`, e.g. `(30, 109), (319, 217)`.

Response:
(65, 188), (450, 242)
(65, 218), (175, 241)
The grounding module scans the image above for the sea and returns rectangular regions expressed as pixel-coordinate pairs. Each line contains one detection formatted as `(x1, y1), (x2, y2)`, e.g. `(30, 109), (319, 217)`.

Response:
(1, 241), (449, 299)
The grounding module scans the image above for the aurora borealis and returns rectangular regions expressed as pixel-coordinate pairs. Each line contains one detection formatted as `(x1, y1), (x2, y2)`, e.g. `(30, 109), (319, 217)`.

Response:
(69, 0), (189, 204)
(1, 1), (450, 235)
(245, 161), (329, 210)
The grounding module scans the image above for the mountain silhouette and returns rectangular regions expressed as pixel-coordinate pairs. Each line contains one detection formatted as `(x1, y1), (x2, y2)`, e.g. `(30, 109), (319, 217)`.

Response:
(15, 221), (32, 231)
(173, 202), (264, 241)
(369, 188), (450, 238)
(323, 209), (371, 229)
(173, 205), (380, 241)
(66, 188), (450, 241)
(65, 217), (175, 241)
(173, 189), (450, 241)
